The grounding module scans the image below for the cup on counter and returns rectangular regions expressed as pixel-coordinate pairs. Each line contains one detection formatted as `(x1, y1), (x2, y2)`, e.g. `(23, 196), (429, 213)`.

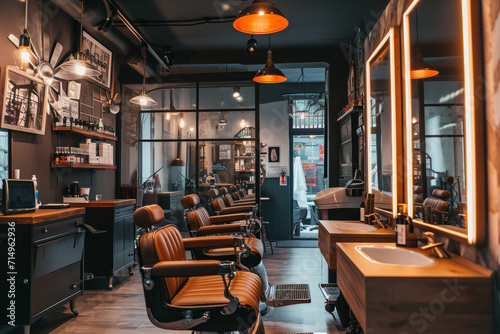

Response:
(81, 188), (90, 201)
(95, 194), (102, 201)
(13, 169), (20, 179)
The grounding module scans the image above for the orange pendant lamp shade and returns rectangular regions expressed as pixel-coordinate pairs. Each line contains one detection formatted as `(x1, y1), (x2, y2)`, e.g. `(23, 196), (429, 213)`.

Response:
(410, 48), (439, 79)
(233, 0), (288, 35)
(253, 50), (287, 84)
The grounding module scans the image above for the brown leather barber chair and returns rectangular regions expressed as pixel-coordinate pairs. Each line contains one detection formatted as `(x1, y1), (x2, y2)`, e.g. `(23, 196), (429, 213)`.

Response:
(220, 187), (255, 207)
(209, 188), (255, 216)
(422, 189), (450, 224)
(231, 185), (255, 202)
(236, 183), (255, 199)
(134, 205), (264, 333)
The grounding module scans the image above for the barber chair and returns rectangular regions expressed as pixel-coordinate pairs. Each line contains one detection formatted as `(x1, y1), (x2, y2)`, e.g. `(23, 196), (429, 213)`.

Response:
(236, 183), (255, 199)
(413, 185), (423, 205)
(292, 200), (308, 237)
(231, 185), (255, 202)
(209, 189), (255, 216)
(134, 205), (264, 333)
(421, 189), (450, 224)
(220, 187), (255, 208)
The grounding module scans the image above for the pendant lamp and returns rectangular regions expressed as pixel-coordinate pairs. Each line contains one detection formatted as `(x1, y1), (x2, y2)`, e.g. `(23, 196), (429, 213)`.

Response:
(410, 9), (438, 79)
(59, 0), (100, 77)
(233, 0), (288, 35)
(129, 47), (157, 106)
(253, 49), (287, 84)
(14, 0), (31, 71)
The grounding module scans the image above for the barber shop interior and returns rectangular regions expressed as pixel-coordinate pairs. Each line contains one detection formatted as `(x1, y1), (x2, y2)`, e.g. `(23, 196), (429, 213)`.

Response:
(0, 0), (499, 333)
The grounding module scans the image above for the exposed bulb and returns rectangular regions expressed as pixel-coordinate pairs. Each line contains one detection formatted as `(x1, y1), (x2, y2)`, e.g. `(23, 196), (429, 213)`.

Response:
(166, 113), (170, 120)
(179, 118), (185, 128)
(233, 91), (241, 98)
(139, 96), (149, 106)
(300, 112), (306, 119)
(240, 119), (246, 128)
(189, 127), (194, 132)
(236, 95), (243, 103)
(14, 46), (31, 71)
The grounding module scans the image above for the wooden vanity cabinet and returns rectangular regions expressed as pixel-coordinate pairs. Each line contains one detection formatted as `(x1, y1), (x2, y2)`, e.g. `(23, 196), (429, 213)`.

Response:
(0, 208), (86, 333)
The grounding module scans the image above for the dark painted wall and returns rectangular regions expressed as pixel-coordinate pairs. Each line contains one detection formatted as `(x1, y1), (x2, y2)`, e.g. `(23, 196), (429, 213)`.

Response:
(261, 178), (292, 240)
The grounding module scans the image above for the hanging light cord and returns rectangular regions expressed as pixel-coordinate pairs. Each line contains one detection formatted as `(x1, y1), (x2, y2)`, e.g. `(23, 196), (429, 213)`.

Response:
(24, 0), (28, 30)
(142, 53), (146, 90)
(80, 0), (84, 50)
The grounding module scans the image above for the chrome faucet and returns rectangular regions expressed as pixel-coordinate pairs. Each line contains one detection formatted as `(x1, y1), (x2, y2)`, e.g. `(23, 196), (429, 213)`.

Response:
(420, 232), (450, 259)
(365, 213), (389, 229)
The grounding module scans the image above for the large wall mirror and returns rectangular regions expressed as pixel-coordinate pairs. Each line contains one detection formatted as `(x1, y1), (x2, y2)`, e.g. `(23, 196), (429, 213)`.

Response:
(366, 27), (403, 218)
(403, 0), (485, 244)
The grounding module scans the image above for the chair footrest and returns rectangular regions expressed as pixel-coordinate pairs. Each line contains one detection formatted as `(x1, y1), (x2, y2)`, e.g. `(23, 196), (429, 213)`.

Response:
(319, 283), (340, 304)
(265, 284), (311, 307)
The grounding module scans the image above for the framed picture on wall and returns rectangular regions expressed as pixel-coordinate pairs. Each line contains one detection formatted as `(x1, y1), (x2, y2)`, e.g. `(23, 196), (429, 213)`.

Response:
(82, 31), (112, 89)
(0, 66), (47, 135)
(269, 146), (280, 163)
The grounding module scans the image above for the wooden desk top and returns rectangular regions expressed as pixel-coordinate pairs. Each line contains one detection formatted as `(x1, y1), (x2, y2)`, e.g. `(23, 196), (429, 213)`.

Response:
(70, 199), (136, 208)
(319, 220), (395, 236)
(0, 208), (86, 224)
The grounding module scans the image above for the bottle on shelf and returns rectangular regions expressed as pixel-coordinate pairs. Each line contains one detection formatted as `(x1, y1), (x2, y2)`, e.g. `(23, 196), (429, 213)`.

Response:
(360, 191), (366, 222)
(396, 206), (408, 247)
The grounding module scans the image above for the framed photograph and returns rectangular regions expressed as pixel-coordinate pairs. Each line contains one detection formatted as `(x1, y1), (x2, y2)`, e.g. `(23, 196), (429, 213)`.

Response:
(82, 31), (112, 89)
(219, 144), (231, 160)
(269, 146), (280, 163)
(0, 66), (47, 135)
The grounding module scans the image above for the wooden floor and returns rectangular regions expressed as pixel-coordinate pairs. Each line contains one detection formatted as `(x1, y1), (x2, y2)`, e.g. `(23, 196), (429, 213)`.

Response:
(9, 246), (345, 334)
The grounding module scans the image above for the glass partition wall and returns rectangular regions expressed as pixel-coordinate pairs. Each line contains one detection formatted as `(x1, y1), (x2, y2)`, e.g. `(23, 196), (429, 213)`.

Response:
(139, 83), (258, 208)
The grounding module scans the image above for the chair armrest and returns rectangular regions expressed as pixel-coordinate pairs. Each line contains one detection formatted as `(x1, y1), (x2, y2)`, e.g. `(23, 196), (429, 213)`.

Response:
(210, 213), (247, 224)
(151, 260), (221, 277)
(220, 206), (253, 215)
(183, 235), (235, 250)
(196, 223), (245, 236)
(233, 200), (255, 205)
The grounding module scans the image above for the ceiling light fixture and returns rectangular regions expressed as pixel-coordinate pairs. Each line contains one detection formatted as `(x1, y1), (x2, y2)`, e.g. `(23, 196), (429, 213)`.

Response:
(233, 87), (241, 98)
(59, 0), (100, 78)
(129, 45), (157, 106)
(246, 35), (257, 54)
(14, 0), (31, 71)
(233, 0), (288, 35)
(410, 9), (439, 79)
(254, 35), (286, 84)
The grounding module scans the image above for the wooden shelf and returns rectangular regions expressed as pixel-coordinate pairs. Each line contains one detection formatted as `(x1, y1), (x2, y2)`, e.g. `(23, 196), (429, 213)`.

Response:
(234, 170), (255, 173)
(234, 156), (255, 159)
(51, 162), (116, 170)
(52, 125), (117, 141)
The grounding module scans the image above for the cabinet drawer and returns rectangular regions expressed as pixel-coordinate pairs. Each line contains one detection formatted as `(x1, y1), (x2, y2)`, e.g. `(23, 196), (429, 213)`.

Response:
(34, 216), (84, 242)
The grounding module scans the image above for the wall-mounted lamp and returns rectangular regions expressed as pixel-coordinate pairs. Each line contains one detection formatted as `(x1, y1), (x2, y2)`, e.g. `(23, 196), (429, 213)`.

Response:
(247, 35), (257, 54)
(233, 0), (288, 35)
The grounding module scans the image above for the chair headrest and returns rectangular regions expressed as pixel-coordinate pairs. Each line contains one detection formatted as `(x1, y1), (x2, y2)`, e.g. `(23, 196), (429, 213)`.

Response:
(208, 189), (219, 198)
(230, 185), (238, 192)
(236, 184), (242, 189)
(134, 205), (165, 228)
(432, 189), (450, 200)
(181, 194), (200, 209)
(219, 187), (228, 195)
(414, 185), (423, 193)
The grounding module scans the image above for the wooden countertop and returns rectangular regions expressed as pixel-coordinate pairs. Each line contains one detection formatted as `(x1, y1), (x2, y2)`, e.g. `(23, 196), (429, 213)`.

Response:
(319, 220), (395, 236)
(0, 208), (86, 224)
(69, 199), (136, 208)
(337, 242), (493, 278)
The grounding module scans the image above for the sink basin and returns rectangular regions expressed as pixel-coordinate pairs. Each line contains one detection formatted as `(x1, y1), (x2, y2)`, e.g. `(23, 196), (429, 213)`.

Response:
(333, 222), (378, 232)
(355, 245), (437, 266)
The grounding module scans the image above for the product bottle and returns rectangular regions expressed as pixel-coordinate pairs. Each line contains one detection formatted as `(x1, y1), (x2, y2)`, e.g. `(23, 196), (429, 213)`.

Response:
(32, 175), (40, 209)
(360, 191), (366, 222)
(396, 207), (407, 246)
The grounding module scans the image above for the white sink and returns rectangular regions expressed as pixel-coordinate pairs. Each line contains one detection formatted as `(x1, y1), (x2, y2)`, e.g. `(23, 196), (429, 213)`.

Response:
(355, 245), (437, 266)
(333, 222), (378, 232)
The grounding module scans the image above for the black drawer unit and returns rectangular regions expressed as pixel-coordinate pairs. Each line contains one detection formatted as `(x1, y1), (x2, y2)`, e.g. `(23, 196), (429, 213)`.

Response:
(82, 203), (135, 289)
(0, 209), (86, 333)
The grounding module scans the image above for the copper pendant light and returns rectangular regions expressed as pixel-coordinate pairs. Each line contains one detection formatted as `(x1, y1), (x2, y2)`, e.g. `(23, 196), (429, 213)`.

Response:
(253, 49), (287, 84)
(410, 51), (439, 79)
(233, 0), (288, 35)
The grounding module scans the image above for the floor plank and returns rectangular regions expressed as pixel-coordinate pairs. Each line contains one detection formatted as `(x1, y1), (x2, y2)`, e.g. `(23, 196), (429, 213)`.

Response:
(5, 247), (345, 334)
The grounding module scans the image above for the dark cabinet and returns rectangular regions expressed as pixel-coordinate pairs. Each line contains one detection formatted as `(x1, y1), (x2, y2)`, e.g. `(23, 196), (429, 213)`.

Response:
(0, 208), (86, 333)
(338, 107), (362, 186)
(74, 200), (136, 289)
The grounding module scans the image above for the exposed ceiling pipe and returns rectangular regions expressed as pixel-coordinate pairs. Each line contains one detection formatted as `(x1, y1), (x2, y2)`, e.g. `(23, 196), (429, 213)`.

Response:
(50, 0), (158, 77)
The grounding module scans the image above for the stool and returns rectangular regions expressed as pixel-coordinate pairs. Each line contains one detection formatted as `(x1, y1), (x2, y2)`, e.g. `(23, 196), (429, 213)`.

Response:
(260, 221), (274, 255)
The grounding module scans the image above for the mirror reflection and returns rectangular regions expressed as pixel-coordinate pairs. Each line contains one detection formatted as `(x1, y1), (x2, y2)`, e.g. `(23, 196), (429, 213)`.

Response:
(406, 0), (467, 229)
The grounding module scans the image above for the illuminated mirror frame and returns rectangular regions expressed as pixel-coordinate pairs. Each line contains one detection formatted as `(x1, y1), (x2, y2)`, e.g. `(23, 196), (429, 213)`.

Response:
(403, 0), (485, 245)
(366, 27), (403, 219)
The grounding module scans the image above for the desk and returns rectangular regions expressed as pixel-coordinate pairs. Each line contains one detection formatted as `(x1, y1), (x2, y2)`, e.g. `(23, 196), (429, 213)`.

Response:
(0, 208), (86, 333)
(70, 199), (136, 289)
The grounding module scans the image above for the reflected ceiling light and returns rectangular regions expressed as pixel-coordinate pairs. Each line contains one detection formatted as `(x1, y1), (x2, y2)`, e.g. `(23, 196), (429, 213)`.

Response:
(59, 0), (100, 78)
(253, 49), (287, 84)
(166, 113), (170, 120)
(247, 35), (257, 54)
(129, 45), (157, 106)
(410, 52), (439, 79)
(189, 127), (194, 132)
(412, 116), (418, 124)
(233, 0), (288, 35)
(236, 95), (243, 103)
(233, 87), (241, 98)
(179, 114), (185, 128)
(14, 0), (32, 71)
(240, 118), (247, 128)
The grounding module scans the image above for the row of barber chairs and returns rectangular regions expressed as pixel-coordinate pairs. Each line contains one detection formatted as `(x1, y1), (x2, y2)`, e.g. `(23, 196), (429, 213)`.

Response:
(133, 188), (310, 333)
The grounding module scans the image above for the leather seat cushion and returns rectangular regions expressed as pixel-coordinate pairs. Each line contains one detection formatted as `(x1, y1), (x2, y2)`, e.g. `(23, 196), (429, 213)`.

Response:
(171, 271), (262, 313)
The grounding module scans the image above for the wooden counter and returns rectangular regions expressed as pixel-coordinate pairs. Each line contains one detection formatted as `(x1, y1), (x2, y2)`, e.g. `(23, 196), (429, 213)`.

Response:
(318, 220), (395, 282)
(337, 242), (493, 333)
(0, 208), (85, 224)
(69, 199), (135, 208)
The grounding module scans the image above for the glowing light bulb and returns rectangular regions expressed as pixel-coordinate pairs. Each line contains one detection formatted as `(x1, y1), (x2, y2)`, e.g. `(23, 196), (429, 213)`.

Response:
(259, 11), (264, 15)
(300, 112), (306, 119)
(189, 127), (194, 132)
(14, 46), (31, 70)
(179, 118), (185, 128)
(139, 96), (148, 106)
(240, 119), (246, 128)
(166, 113), (170, 120)
(75, 63), (87, 76)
